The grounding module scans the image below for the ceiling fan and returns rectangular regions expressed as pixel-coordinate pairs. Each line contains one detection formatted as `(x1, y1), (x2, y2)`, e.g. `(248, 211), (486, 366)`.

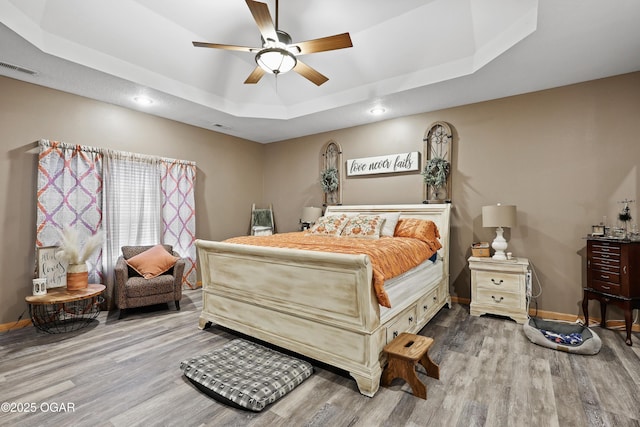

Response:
(192, 0), (353, 86)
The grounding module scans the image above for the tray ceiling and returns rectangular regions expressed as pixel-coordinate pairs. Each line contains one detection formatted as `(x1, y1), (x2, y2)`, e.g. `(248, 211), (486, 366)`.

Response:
(1, 0), (639, 143)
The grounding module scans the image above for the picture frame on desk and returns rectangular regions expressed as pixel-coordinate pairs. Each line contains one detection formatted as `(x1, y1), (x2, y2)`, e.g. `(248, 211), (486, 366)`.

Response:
(36, 246), (67, 288)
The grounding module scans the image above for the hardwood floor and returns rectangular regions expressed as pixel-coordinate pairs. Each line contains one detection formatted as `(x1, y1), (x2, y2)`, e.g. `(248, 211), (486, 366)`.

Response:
(2, 290), (639, 427)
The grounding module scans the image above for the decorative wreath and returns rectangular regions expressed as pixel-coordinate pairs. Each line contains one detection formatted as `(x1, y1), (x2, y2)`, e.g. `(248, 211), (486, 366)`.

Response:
(320, 167), (339, 193)
(422, 157), (450, 188)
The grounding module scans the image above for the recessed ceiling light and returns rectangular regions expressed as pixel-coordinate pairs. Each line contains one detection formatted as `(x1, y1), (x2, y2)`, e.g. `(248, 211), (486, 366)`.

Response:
(133, 96), (153, 106)
(369, 107), (386, 115)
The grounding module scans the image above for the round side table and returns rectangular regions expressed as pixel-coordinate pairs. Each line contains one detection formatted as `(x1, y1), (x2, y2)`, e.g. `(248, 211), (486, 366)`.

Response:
(25, 284), (105, 333)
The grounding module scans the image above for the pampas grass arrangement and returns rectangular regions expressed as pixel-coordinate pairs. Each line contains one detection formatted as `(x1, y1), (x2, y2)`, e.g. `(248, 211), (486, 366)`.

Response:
(56, 227), (104, 265)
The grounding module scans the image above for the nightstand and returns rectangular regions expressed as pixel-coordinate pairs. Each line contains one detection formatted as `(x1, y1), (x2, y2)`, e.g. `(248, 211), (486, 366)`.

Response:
(468, 256), (530, 324)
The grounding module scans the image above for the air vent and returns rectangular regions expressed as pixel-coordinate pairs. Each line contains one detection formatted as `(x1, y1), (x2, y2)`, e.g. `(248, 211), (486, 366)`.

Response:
(0, 61), (38, 76)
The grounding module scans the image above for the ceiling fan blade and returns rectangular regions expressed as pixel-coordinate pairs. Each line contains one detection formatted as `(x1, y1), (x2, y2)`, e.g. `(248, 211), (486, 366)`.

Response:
(294, 33), (353, 55)
(293, 60), (329, 86)
(192, 41), (258, 52)
(245, 0), (278, 43)
(244, 66), (266, 84)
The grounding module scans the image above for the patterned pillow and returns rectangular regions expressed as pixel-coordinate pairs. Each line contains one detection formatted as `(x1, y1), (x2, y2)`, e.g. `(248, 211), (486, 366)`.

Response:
(341, 215), (384, 239)
(180, 338), (314, 412)
(394, 218), (441, 243)
(306, 214), (348, 236)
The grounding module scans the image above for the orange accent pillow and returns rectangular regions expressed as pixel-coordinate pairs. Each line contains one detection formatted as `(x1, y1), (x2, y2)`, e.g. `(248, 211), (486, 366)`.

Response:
(125, 245), (179, 279)
(394, 218), (441, 244)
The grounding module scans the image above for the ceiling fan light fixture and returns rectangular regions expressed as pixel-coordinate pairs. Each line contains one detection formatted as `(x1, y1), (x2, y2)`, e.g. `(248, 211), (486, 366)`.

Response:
(256, 47), (297, 75)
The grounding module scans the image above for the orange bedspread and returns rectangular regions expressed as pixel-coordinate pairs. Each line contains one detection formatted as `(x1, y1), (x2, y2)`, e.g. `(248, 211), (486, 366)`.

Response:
(224, 232), (441, 308)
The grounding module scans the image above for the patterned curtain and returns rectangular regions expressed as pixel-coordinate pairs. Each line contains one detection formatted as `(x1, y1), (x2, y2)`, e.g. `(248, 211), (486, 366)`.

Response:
(161, 159), (197, 288)
(36, 139), (197, 308)
(36, 140), (104, 285)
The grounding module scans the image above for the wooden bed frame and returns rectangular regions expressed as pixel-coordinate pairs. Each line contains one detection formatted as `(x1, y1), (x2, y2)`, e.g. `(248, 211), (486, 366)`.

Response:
(195, 204), (451, 397)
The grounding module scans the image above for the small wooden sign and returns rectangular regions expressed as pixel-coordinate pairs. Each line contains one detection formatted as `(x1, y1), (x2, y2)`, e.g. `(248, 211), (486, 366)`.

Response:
(36, 246), (68, 288)
(346, 152), (420, 177)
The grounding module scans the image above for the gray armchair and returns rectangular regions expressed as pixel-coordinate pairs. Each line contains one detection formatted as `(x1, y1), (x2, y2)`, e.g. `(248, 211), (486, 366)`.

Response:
(114, 244), (185, 319)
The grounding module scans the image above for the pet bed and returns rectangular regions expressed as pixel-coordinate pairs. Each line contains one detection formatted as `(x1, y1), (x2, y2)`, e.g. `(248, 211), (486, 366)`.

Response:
(180, 338), (314, 412)
(523, 318), (602, 355)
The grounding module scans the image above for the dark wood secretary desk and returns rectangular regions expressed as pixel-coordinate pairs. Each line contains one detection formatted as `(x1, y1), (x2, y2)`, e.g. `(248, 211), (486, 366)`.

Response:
(582, 237), (640, 346)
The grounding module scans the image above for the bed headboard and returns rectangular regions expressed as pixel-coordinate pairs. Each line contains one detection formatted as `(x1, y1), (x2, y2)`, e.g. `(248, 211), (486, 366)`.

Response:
(324, 204), (452, 275)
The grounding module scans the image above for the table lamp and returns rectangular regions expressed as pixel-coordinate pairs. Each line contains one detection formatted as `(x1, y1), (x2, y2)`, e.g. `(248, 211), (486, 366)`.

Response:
(300, 207), (322, 230)
(482, 204), (517, 260)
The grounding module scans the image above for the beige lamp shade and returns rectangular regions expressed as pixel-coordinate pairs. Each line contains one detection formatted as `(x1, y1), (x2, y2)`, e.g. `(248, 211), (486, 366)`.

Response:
(482, 204), (517, 260)
(301, 207), (323, 224)
(482, 204), (517, 228)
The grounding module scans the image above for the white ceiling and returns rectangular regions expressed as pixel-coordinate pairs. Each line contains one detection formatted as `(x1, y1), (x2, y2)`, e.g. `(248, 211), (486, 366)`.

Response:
(1, 0), (639, 143)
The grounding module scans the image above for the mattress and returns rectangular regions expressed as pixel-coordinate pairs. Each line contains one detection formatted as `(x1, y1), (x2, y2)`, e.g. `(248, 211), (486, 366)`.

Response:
(379, 258), (443, 322)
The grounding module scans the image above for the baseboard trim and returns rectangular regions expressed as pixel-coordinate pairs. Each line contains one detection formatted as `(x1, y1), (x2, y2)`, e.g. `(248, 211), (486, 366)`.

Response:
(449, 296), (640, 332)
(452, 296), (470, 305)
(0, 318), (32, 332)
(3, 297), (637, 333)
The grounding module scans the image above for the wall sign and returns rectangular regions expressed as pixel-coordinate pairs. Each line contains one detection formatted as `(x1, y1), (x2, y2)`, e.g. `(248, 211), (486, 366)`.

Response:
(36, 246), (68, 288)
(346, 152), (420, 177)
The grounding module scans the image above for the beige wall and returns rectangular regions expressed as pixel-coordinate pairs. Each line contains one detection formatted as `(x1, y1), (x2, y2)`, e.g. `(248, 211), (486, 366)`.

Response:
(264, 72), (640, 320)
(2, 72), (639, 326)
(0, 76), (265, 325)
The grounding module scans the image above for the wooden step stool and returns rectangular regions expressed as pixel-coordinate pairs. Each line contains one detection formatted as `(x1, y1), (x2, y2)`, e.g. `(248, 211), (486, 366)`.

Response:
(381, 332), (440, 399)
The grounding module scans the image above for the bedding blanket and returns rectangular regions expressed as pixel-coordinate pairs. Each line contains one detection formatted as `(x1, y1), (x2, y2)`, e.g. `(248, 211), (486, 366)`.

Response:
(225, 230), (441, 308)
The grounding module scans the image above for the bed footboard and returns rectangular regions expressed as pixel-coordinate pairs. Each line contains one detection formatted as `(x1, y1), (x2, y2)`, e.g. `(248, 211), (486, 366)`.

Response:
(196, 239), (386, 396)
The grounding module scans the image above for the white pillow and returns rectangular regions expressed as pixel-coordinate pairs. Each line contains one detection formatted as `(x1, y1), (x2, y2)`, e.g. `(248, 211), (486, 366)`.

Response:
(380, 212), (401, 237)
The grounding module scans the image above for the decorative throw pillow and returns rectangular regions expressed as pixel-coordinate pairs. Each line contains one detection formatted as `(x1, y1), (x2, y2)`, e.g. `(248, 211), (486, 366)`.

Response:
(394, 218), (441, 244)
(306, 214), (349, 236)
(125, 244), (180, 279)
(341, 215), (385, 239)
(379, 212), (401, 237)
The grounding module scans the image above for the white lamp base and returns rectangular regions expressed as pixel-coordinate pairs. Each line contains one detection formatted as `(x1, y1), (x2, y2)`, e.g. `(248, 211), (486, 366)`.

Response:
(491, 226), (508, 260)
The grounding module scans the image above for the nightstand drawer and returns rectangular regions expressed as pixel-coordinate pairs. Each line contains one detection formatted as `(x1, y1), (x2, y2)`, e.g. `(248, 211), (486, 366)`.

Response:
(474, 271), (521, 293)
(475, 287), (523, 309)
